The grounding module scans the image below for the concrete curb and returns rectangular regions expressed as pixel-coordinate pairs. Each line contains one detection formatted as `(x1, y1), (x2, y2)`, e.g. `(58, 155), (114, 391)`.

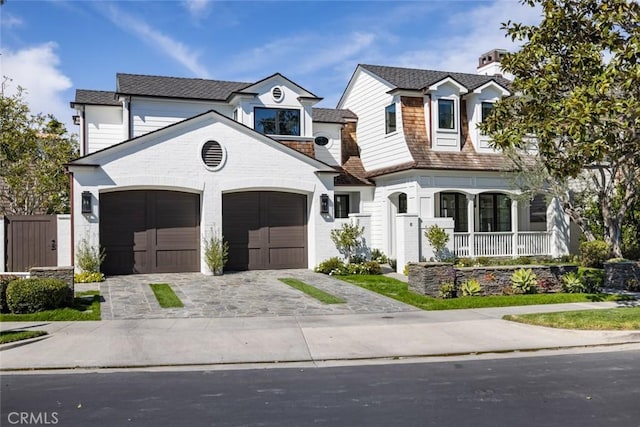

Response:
(0, 334), (50, 352)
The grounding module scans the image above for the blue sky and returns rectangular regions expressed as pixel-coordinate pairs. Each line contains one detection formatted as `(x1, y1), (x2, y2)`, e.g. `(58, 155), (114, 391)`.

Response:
(1, 0), (541, 132)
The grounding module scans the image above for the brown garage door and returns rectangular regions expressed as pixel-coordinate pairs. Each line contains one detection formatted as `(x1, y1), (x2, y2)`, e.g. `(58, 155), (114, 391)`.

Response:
(100, 190), (200, 275)
(223, 191), (307, 270)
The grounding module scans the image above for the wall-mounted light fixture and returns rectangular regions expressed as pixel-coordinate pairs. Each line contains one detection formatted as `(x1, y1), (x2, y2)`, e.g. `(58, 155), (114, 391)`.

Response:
(320, 193), (329, 214)
(81, 191), (92, 214)
(73, 115), (81, 126)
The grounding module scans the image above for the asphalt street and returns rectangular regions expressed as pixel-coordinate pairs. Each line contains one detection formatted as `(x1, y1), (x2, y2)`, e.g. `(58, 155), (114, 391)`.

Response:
(2, 349), (639, 427)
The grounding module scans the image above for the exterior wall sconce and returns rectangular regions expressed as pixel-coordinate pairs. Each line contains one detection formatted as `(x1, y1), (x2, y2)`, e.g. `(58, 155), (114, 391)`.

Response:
(72, 115), (81, 126)
(320, 193), (329, 214)
(81, 191), (92, 214)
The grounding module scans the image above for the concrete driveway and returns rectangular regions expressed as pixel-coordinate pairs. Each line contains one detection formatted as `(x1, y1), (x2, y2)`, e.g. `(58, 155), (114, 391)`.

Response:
(97, 270), (417, 320)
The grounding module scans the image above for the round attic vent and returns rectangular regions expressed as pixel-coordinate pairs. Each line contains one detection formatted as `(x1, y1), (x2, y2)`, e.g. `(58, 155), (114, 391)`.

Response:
(314, 136), (329, 146)
(271, 86), (284, 102)
(201, 140), (225, 170)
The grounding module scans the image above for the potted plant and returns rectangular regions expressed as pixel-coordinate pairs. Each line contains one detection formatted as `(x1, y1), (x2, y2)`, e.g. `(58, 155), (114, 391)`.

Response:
(203, 230), (229, 275)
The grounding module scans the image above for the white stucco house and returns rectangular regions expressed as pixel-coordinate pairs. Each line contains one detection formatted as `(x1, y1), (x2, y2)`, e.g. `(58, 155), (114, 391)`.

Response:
(68, 50), (570, 275)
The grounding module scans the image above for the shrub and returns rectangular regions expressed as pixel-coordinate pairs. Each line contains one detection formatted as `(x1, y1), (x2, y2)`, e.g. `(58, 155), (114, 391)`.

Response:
(364, 261), (382, 275)
(561, 272), (586, 293)
(475, 257), (491, 266)
(439, 283), (457, 299)
(403, 264), (409, 276)
(460, 279), (482, 296)
(578, 267), (603, 293)
(625, 278), (640, 292)
(315, 257), (345, 275)
(512, 256), (533, 265)
(76, 239), (106, 273)
(6, 278), (68, 314)
(330, 221), (365, 263)
(203, 231), (229, 275)
(511, 268), (538, 294)
(371, 249), (388, 264)
(456, 258), (475, 268)
(425, 225), (449, 261)
(537, 278), (555, 293)
(0, 275), (20, 313)
(580, 240), (610, 268)
(74, 271), (105, 283)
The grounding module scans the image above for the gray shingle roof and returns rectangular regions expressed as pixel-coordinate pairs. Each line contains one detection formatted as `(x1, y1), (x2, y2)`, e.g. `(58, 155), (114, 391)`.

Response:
(72, 90), (120, 106)
(312, 108), (357, 123)
(116, 73), (253, 101)
(360, 64), (511, 92)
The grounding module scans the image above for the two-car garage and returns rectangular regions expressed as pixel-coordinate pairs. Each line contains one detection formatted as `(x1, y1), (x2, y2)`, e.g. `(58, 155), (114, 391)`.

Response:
(99, 190), (307, 275)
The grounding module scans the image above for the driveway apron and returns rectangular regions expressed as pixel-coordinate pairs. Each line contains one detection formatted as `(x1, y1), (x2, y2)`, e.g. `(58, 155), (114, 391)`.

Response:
(100, 270), (417, 319)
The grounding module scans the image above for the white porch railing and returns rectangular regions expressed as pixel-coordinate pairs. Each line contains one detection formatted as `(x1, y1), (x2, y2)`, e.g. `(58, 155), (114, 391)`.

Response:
(454, 232), (551, 258)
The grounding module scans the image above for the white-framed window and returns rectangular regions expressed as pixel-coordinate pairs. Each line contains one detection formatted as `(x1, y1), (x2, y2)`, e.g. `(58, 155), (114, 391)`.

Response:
(385, 103), (396, 134)
(334, 194), (350, 218)
(438, 98), (455, 130)
(481, 101), (494, 122)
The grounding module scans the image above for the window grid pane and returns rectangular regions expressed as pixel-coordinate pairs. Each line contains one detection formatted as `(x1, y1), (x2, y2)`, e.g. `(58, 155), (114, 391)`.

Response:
(438, 99), (454, 129)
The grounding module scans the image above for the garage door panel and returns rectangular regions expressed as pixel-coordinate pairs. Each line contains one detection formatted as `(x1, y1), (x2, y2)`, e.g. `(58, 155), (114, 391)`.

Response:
(100, 190), (200, 274)
(223, 191), (307, 270)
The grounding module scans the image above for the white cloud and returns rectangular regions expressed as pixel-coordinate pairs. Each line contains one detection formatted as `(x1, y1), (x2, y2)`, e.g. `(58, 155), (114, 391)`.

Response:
(393, 1), (543, 73)
(2, 13), (24, 29)
(100, 3), (211, 78)
(183, 0), (211, 17)
(2, 43), (74, 130)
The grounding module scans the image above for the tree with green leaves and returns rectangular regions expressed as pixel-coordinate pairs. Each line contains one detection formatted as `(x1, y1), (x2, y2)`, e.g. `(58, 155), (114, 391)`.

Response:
(1, 80), (79, 215)
(481, 0), (640, 258)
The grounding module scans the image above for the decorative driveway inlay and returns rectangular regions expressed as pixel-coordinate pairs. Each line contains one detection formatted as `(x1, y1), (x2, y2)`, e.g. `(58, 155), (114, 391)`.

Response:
(100, 270), (417, 319)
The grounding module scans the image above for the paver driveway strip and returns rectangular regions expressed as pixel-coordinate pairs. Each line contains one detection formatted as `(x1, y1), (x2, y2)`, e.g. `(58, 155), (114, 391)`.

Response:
(100, 270), (417, 319)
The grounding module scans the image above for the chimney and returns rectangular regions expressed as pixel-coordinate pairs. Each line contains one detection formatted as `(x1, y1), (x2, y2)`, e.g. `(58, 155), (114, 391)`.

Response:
(477, 49), (508, 76)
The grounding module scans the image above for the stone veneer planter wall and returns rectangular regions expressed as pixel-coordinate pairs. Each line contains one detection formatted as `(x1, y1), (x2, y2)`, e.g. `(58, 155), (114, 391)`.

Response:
(604, 261), (640, 290)
(408, 263), (578, 298)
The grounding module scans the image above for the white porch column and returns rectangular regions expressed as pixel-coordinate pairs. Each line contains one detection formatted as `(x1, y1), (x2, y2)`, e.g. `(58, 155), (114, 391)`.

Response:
(56, 214), (72, 267)
(395, 214), (420, 274)
(511, 197), (519, 258)
(466, 194), (475, 258)
(548, 197), (570, 257)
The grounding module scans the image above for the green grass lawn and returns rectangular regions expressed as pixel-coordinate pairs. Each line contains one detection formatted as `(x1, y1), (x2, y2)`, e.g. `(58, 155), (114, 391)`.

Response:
(0, 330), (47, 344)
(149, 283), (184, 308)
(279, 278), (346, 304)
(0, 291), (101, 321)
(504, 306), (640, 330)
(337, 275), (632, 310)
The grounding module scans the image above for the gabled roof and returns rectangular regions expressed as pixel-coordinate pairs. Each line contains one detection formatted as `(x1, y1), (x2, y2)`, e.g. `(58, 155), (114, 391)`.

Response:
(116, 73), (253, 101)
(312, 108), (357, 124)
(237, 72), (321, 100)
(71, 90), (120, 107)
(67, 109), (337, 173)
(359, 64), (511, 93)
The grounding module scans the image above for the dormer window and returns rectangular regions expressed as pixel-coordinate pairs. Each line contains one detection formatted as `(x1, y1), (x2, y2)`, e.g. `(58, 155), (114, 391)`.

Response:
(438, 99), (455, 130)
(254, 107), (300, 136)
(481, 102), (494, 122)
(385, 103), (396, 134)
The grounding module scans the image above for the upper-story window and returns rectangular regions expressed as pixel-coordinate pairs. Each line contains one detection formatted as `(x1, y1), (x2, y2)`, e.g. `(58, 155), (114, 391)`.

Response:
(481, 102), (494, 122)
(385, 103), (396, 134)
(438, 99), (455, 129)
(254, 107), (300, 136)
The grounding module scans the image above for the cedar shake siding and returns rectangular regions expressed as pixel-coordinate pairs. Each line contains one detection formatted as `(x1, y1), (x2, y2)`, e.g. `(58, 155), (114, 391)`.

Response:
(279, 140), (315, 158)
(341, 122), (359, 164)
(460, 99), (474, 151)
(401, 96), (431, 150)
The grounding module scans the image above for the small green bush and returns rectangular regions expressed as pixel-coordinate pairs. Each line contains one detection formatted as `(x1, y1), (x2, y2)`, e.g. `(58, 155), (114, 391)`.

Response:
(625, 278), (640, 292)
(425, 225), (449, 261)
(578, 267), (603, 293)
(475, 257), (491, 266)
(403, 264), (410, 276)
(561, 272), (585, 293)
(512, 256), (533, 265)
(460, 279), (482, 296)
(439, 282), (457, 299)
(0, 275), (21, 313)
(371, 249), (387, 264)
(6, 278), (69, 314)
(74, 271), (105, 283)
(365, 261), (382, 275)
(456, 258), (475, 267)
(203, 232), (229, 274)
(315, 257), (346, 275)
(511, 268), (538, 294)
(580, 240), (610, 268)
(76, 239), (106, 273)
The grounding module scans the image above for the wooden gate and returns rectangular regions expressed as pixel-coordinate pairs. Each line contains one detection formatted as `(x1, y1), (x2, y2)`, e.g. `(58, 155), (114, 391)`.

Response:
(5, 215), (57, 271)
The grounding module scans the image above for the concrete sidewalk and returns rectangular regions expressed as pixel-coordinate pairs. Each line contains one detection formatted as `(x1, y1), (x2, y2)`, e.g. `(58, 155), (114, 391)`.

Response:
(2, 301), (639, 371)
